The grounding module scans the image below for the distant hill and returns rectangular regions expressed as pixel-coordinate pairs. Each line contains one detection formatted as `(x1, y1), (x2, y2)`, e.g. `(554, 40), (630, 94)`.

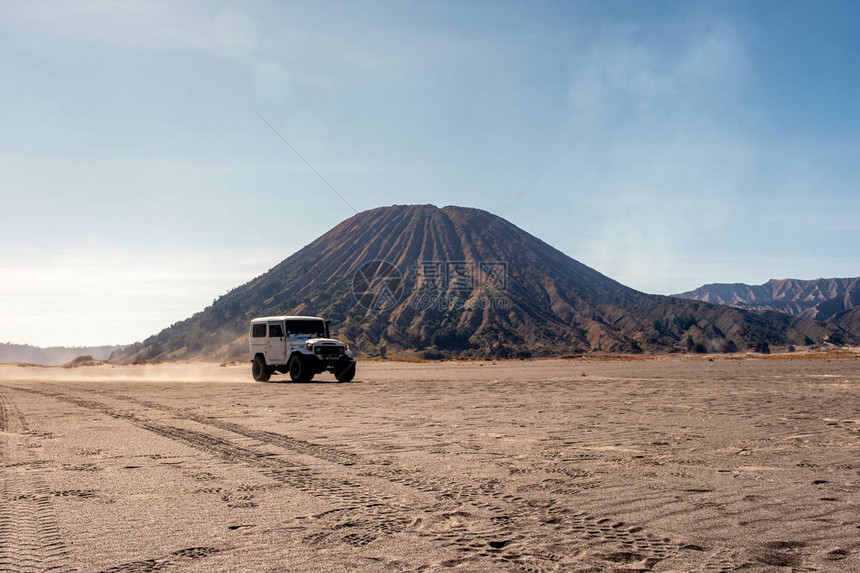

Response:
(675, 277), (860, 341)
(0, 343), (123, 366)
(833, 307), (860, 338)
(112, 205), (853, 362)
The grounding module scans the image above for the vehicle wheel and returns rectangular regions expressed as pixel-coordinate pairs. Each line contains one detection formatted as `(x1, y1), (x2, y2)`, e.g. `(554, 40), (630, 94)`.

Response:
(252, 356), (271, 382)
(336, 361), (355, 383)
(289, 354), (313, 382)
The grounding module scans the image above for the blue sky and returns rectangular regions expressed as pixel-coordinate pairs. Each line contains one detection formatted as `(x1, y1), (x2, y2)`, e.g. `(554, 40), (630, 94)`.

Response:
(2, 1), (858, 346)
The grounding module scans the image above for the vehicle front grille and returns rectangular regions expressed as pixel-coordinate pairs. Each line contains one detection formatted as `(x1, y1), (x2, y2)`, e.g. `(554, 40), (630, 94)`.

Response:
(314, 345), (343, 357)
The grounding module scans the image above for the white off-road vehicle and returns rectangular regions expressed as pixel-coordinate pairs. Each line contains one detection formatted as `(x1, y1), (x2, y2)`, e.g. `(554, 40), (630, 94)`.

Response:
(249, 316), (355, 382)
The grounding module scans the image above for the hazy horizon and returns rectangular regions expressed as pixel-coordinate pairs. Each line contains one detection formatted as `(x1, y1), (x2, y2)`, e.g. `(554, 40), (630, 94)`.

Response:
(3, 1), (859, 347)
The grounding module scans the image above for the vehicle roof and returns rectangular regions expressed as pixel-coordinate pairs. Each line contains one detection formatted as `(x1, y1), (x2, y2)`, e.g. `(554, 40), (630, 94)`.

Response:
(250, 315), (325, 324)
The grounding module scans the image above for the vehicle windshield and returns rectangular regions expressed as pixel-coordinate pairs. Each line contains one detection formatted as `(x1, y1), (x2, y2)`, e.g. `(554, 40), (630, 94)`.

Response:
(284, 319), (326, 337)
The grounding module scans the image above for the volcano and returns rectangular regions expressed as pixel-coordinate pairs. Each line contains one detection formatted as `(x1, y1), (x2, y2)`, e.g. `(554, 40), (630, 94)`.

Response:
(114, 205), (850, 362)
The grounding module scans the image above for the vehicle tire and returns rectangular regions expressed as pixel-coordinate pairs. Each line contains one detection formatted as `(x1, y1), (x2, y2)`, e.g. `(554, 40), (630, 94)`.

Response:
(252, 356), (271, 382)
(336, 361), (356, 383)
(289, 354), (313, 382)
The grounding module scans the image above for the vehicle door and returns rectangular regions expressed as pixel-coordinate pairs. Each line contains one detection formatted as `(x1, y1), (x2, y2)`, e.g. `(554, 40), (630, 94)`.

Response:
(250, 322), (267, 356)
(266, 321), (287, 364)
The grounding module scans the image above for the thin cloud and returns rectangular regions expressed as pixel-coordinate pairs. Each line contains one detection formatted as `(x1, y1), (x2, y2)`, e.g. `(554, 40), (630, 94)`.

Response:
(547, 20), (757, 294)
(0, 247), (285, 346)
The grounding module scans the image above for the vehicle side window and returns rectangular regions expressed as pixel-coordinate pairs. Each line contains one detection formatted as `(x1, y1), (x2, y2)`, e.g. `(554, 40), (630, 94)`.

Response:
(268, 323), (284, 338)
(252, 324), (267, 338)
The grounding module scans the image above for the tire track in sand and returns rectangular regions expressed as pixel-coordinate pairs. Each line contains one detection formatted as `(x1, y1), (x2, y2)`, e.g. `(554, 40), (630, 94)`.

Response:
(89, 388), (700, 571)
(12, 387), (420, 553)
(0, 387), (74, 573)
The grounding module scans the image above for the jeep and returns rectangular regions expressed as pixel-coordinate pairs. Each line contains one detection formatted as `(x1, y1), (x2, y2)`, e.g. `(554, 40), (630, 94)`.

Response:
(249, 316), (355, 382)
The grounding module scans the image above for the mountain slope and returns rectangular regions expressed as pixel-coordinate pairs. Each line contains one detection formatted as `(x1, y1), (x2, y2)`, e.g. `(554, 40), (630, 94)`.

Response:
(675, 277), (860, 340)
(113, 205), (851, 362)
(832, 307), (860, 339)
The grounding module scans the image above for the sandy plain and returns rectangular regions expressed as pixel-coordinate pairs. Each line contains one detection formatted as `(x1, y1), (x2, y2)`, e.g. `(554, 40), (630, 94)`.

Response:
(0, 356), (858, 572)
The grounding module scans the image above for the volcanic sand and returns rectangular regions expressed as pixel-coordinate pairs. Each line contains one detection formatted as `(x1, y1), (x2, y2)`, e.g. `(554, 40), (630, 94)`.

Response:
(0, 357), (857, 571)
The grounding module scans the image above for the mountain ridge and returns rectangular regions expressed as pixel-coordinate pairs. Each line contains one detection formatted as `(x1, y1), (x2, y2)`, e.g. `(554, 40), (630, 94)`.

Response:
(112, 205), (852, 362)
(0, 342), (123, 366)
(675, 277), (860, 340)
